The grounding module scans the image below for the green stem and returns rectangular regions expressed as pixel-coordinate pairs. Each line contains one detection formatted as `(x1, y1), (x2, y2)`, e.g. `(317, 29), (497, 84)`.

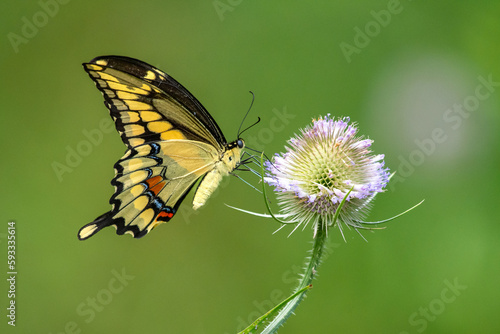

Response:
(261, 220), (328, 334)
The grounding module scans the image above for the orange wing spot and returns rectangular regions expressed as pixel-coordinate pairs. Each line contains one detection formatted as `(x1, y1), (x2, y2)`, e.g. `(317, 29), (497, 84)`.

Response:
(149, 181), (166, 196)
(158, 211), (174, 219)
(145, 175), (162, 188)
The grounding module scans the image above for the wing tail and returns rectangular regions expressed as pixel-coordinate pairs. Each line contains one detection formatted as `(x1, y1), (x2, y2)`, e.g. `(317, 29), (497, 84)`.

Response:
(78, 212), (113, 240)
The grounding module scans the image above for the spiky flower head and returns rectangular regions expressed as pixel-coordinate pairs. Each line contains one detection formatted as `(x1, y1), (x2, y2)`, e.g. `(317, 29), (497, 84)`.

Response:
(265, 115), (390, 236)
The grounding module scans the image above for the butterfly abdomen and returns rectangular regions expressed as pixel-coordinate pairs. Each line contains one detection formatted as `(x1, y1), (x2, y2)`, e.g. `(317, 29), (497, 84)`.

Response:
(193, 168), (224, 210)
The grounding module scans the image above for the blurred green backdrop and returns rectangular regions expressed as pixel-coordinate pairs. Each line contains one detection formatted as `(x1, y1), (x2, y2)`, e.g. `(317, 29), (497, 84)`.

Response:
(1, 1), (499, 333)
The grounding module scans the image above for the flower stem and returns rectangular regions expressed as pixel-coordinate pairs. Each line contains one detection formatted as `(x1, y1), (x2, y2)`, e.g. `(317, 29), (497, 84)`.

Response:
(261, 220), (328, 334)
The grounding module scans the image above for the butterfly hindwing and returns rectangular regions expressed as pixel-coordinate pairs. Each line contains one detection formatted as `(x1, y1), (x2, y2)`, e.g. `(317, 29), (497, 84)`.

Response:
(78, 140), (220, 240)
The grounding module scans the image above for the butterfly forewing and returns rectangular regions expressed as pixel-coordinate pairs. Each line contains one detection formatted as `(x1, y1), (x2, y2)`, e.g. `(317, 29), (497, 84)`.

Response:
(83, 56), (225, 149)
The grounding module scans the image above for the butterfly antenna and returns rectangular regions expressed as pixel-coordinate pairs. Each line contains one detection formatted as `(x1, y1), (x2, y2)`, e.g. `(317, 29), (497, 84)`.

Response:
(237, 91), (259, 138)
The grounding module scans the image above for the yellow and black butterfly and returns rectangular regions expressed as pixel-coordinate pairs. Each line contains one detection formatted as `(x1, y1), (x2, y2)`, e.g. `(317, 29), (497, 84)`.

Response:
(78, 56), (246, 240)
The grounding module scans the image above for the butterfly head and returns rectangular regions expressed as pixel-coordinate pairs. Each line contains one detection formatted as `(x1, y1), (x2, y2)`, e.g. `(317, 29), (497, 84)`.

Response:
(222, 138), (245, 170)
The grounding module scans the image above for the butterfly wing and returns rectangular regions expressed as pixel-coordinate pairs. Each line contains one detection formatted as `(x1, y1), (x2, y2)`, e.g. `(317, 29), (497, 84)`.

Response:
(78, 141), (219, 239)
(78, 56), (227, 239)
(83, 55), (226, 148)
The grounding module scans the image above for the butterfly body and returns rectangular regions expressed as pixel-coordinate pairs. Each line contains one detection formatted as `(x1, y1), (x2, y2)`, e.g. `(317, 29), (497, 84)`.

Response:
(77, 56), (244, 240)
(193, 139), (244, 210)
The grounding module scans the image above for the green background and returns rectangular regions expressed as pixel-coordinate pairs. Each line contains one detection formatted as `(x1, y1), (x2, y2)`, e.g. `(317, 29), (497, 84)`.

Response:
(1, 1), (499, 333)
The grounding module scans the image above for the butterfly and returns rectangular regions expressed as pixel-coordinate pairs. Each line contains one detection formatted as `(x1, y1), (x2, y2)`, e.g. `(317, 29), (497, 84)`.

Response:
(78, 56), (246, 240)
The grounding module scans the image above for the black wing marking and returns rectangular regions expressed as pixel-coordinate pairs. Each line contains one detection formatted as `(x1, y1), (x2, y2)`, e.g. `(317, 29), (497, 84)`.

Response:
(83, 56), (226, 147)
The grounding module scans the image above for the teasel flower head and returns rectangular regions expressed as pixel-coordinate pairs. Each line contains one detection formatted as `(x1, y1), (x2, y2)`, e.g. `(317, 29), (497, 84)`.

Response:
(265, 115), (390, 237)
